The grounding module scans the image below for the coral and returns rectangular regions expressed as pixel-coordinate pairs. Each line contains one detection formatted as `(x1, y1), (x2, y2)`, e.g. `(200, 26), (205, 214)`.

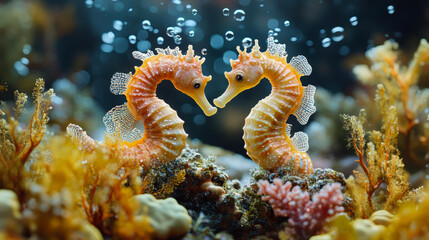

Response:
(379, 186), (429, 240)
(0, 79), (54, 203)
(0, 190), (22, 237)
(342, 85), (412, 217)
(214, 37), (315, 174)
(258, 179), (344, 239)
(353, 39), (429, 169)
(133, 194), (192, 240)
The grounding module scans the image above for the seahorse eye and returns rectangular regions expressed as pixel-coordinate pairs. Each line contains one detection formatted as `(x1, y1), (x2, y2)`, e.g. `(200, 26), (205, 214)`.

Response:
(236, 74), (243, 82)
(194, 82), (201, 89)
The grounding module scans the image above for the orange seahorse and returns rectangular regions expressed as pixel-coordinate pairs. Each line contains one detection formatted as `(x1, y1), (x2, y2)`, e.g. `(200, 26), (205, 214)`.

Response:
(214, 37), (316, 174)
(67, 45), (217, 169)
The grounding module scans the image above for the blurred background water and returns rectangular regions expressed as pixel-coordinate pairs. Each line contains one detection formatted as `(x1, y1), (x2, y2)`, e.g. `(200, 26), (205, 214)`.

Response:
(0, 0), (428, 156)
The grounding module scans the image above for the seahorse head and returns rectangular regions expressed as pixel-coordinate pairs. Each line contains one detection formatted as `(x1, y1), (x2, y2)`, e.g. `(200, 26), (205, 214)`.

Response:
(213, 41), (264, 108)
(173, 45), (217, 116)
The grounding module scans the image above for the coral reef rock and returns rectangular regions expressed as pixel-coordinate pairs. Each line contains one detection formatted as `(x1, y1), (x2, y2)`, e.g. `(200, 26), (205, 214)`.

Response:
(133, 194), (192, 239)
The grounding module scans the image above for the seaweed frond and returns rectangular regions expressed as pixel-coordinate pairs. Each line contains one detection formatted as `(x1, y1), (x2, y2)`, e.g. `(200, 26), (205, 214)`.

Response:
(353, 39), (429, 168)
(0, 78), (54, 203)
(341, 85), (410, 217)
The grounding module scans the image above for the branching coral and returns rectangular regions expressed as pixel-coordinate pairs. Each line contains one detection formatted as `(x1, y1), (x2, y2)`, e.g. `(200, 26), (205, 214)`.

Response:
(258, 178), (344, 239)
(353, 39), (429, 169)
(342, 85), (412, 218)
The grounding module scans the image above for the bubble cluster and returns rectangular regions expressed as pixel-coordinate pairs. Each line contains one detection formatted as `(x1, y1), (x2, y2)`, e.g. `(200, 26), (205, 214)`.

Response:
(233, 9), (246, 22)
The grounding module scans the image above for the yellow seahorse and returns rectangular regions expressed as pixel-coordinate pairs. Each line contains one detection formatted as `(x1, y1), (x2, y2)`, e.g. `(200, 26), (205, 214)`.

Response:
(214, 37), (316, 174)
(67, 45), (217, 170)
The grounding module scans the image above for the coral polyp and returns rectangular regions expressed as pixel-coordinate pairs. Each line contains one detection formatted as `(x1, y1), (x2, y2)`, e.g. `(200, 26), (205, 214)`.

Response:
(215, 37), (316, 174)
(68, 45), (216, 169)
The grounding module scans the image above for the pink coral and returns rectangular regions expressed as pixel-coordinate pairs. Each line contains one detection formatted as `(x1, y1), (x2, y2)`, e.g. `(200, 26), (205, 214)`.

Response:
(258, 179), (344, 239)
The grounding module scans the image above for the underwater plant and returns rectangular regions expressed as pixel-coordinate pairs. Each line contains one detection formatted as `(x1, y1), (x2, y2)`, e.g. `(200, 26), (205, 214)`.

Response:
(353, 39), (429, 170)
(0, 79), (54, 204)
(214, 37), (316, 174)
(67, 45), (217, 170)
(258, 179), (344, 239)
(342, 85), (413, 218)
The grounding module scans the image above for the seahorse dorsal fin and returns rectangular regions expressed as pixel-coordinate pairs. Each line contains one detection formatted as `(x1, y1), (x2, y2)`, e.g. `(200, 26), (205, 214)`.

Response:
(132, 50), (154, 61)
(110, 72), (132, 95)
(103, 103), (143, 142)
(293, 84), (316, 125)
(291, 131), (309, 152)
(290, 55), (312, 76)
(286, 123), (292, 137)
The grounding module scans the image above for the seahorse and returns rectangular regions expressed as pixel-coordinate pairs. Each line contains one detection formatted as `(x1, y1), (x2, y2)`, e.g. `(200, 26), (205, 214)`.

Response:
(67, 45), (217, 170)
(213, 37), (316, 174)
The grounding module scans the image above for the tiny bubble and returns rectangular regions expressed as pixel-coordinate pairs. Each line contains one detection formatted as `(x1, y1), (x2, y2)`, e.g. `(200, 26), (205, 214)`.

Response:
(189, 30), (195, 37)
(142, 20), (151, 30)
(225, 31), (234, 41)
(176, 17), (185, 27)
(284, 20), (290, 27)
(242, 37), (252, 48)
(166, 27), (175, 37)
(192, 9), (198, 15)
(387, 5), (395, 14)
(233, 9), (245, 22)
(128, 35), (136, 44)
(201, 48), (207, 55)
(157, 36), (164, 45)
(222, 8), (230, 16)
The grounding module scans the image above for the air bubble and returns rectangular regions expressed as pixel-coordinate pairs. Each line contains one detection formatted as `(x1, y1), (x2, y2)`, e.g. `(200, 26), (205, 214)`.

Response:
(222, 8), (230, 16)
(291, 37), (297, 42)
(102, 31), (115, 44)
(128, 35), (136, 44)
(166, 27), (175, 37)
(192, 9), (198, 15)
(157, 36), (164, 45)
(225, 31), (234, 41)
(322, 37), (331, 48)
(349, 16), (358, 26)
(113, 20), (123, 31)
(268, 30), (274, 37)
(189, 30), (195, 37)
(284, 20), (290, 27)
(331, 26), (344, 42)
(85, 0), (93, 8)
(142, 20), (151, 30)
(176, 17), (185, 27)
(242, 37), (252, 48)
(233, 9), (245, 22)
(174, 35), (182, 44)
(201, 48), (207, 55)
(387, 5), (394, 14)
